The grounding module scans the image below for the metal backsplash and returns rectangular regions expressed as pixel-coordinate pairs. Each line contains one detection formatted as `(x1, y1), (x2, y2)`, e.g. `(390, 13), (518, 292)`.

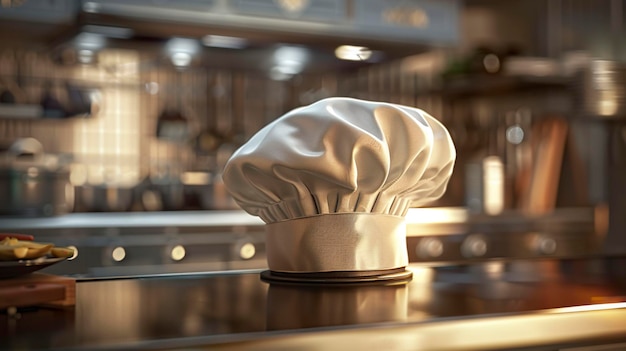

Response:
(0, 46), (446, 210)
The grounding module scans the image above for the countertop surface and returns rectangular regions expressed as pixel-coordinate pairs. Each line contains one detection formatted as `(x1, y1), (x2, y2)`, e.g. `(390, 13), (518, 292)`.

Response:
(2, 258), (626, 351)
(0, 210), (264, 229)
(0, 207), (593, 231)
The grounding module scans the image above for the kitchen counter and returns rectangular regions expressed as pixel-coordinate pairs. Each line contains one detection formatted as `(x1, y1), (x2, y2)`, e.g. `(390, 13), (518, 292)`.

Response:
(0, 211), (269, 278)
(0, 210), (264, 230)
(2, 257), (626, 351)
(0, 207), (593, 232)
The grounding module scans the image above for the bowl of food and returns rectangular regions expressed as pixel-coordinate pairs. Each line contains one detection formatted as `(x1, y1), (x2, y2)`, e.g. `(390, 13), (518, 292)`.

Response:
(0, 234), (76, 279)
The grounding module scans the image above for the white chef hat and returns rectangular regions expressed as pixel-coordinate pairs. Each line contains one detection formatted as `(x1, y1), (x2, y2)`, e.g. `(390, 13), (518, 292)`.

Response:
(223, 97), (455, 281)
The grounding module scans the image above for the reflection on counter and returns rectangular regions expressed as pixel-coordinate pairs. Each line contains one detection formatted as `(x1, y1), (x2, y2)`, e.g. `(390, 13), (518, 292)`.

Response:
(266, 282), (409, 330)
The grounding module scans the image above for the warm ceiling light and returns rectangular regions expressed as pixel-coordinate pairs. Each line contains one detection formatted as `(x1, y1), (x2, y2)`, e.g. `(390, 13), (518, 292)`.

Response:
(170, 52), (192, 67)
(82, 1), (100, 13)
(202, 35), (247, 49)
(274, 45), (308, 66)
(335, 45), (372, 61)
(165, 37), (200, 68)
(74, 32), (106, 50)
(269, 45), (309, 80)
(165, 37), (200, 56)
(77, 50), (95, 64)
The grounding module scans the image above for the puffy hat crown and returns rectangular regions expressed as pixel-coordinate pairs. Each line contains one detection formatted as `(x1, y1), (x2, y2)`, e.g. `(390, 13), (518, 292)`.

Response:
(223, 97), (455, 279)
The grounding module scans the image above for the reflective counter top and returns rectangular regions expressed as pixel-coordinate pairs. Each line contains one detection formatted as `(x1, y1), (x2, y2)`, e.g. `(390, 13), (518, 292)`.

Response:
(0, 210), (264, 230)
(0, 207), (601, 280)
(2, 258), (626, 351)
(0, 207), (593, 232)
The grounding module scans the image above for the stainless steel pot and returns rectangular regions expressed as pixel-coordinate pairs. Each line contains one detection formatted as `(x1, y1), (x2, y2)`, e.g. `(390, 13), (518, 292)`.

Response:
(0, 138), (72, 217)
(75, 185), (135, 212)
(576, 60), (626, 119)
(195, 173), (239, 210)
(137, 174), (186, 211)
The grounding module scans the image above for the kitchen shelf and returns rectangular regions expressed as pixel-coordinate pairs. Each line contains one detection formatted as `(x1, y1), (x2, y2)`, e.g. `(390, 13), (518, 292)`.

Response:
(0, 103), (43, 119)
(0, 103), (92, 120)
(428, 74), (571, 99)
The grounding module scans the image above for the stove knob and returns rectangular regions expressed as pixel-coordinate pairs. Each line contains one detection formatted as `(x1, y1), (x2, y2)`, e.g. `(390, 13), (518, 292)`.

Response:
(530, 234), (557, 255)
(111, 246), (126, 262)
(461, 234), (488, 258)
(169, 244), (186, 261)
(234, 241), (256, 260)
(417, 238), (444, 258)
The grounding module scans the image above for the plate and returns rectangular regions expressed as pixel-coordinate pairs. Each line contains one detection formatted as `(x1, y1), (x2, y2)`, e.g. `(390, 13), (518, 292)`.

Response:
(0, 257), (68, 279)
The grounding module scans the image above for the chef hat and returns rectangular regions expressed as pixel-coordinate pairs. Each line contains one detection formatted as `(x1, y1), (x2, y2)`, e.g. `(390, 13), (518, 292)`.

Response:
(223, 97), (455, 281)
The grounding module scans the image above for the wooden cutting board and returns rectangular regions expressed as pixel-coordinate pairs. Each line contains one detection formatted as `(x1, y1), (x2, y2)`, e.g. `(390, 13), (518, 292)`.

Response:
(518, 117), (569, 215)
(0, 273), (76, 309)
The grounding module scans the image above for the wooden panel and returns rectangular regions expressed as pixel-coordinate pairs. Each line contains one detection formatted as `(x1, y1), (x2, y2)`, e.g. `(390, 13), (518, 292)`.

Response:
(0, 273), (76, 309)
(519, 117), (569, 214)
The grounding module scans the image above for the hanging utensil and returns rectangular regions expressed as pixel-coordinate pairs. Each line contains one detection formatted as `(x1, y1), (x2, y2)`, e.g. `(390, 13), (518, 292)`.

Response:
(40, 81), (66, 118)
(156, 68), (190, 143)
(0, 80), (16, 104)
(194, 70), (223, 155)
(0, 52), (27, 105)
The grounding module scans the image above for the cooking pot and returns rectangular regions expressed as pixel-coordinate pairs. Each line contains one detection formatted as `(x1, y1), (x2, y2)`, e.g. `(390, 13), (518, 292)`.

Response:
(74, 184), (135, 212)
(0, 138), (73, 217)
(195, 172), (239, 210)
(141, 176), (186, 211)
(41, 82), (102, 119)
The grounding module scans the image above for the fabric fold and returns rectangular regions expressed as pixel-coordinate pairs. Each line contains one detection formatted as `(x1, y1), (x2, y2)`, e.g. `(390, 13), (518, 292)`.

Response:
(223, 97), (456, 274)
(224, 97), (456, 223)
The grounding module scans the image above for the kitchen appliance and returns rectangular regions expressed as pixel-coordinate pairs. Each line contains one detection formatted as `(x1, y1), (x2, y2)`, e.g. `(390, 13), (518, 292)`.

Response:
(0, 211), (266, 278)
(574, 60), (626, 255)
(74, 184), (135, 212)
(0, 138), (73, 217)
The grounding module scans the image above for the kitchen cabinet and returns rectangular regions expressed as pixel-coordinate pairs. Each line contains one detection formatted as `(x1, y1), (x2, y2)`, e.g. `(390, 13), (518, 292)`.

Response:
(0, 104), (43, 120)
(232, 0), (459, 43)
(431, 74), (570, 99)
(231, 0), (347, 23)
(417, 68), (575, 211)
(0, 0), (78, 24)
(0, 76), (101, 120)
(78, 0), (459, 45)
(353, 0), (459, 43)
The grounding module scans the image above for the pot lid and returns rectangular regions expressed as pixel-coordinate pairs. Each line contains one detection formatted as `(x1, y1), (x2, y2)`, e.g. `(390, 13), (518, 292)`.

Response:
(0, 138), (68, 171)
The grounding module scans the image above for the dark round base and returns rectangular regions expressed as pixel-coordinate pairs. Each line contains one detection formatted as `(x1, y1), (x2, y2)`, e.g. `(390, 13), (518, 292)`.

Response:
(260, 268), (413, 286)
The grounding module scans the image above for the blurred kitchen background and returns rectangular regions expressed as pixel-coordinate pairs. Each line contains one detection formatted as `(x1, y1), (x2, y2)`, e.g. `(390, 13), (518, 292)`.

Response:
(0, 0), (624, 277)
